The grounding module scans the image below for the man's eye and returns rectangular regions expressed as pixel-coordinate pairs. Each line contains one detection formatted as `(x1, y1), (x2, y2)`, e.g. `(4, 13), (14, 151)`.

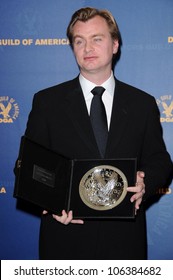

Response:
(94, 37), (102, 42)
(74, 39), (83, 45)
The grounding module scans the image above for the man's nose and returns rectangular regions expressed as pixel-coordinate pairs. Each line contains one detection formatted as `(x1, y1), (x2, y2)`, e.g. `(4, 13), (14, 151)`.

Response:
(84, 41), (94, 52)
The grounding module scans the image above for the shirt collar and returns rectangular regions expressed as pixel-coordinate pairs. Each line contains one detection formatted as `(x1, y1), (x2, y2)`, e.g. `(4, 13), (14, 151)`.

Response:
(79, 71), (115, 100)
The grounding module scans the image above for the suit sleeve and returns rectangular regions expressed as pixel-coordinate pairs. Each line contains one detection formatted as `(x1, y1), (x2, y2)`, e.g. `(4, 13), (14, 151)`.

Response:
(140, 97), (173, 200)
(24, 91), (50, 147)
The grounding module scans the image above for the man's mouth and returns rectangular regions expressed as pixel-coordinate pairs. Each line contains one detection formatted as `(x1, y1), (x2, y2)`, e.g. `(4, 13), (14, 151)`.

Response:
(84, 56), (97, 61)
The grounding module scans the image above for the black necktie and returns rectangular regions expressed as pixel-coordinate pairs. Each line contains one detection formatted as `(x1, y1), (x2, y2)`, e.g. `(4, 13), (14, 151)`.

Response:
(90, 86), (108, 157)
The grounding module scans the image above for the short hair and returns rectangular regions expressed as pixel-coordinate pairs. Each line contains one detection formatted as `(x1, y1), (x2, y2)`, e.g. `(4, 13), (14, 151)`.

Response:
(66, 7), (121, 46)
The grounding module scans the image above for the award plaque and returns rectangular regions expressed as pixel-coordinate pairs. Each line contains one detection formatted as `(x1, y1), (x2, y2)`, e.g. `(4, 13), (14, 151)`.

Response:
(14, 136), (137, 219)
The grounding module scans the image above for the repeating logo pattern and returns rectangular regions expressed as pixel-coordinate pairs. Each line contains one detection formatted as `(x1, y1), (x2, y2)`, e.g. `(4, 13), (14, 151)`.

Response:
(0, 96), (19, 123)
(156, 95), (173, 122)
(16, 7), (42, 36)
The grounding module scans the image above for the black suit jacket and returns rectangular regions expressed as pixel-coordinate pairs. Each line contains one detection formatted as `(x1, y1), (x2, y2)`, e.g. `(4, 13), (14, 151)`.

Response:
(24, 76), (172, 259)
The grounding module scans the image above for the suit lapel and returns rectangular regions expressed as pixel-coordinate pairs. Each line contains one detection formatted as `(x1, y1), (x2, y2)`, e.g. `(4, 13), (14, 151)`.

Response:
(106, 80), (129, 157)
(65, 78), (100, 156)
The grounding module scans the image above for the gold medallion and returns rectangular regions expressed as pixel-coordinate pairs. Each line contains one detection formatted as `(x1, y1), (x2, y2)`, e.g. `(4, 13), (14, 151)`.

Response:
(79, 165), (128, 210)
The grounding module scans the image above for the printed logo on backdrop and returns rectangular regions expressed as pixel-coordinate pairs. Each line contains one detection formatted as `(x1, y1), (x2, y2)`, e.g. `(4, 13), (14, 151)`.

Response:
(168, 36), (173, 43)
(0, 7), (69, 48)
(16, 7), (42, 36)
(0, 180), (13, 194)
(0, 96), (19, 123)
(0, 186), (6, 194)
(0, 180), (15, 195)
(156, 95), (173, 122)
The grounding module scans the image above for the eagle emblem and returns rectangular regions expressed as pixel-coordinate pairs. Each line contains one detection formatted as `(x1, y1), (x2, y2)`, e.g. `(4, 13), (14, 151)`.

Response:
(162, 101), (173, 117)
(0, 102), (12, 119)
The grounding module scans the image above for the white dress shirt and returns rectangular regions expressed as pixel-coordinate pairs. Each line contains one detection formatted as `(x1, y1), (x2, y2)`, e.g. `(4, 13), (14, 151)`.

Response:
(79, 72), (115, 129)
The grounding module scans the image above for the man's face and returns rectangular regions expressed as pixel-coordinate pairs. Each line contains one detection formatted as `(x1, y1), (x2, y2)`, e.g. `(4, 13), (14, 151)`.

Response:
(72, 15), (119, 78)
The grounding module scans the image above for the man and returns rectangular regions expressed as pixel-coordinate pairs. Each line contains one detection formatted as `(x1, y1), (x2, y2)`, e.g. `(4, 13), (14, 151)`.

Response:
(18, 7), (172, 259)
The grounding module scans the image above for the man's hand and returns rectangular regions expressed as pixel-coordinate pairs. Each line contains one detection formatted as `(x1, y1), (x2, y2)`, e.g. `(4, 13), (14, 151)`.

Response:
(43, 210), (84, 225)
(127, 171), (145, 214)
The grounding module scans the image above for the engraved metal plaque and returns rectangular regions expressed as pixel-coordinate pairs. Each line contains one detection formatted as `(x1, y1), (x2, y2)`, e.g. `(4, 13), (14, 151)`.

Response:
(79, 165), (128, 211)
(33, 165), (55, 188)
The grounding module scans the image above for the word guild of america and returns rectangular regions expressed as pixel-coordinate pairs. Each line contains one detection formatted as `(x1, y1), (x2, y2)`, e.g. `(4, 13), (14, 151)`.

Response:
(0, 96), (19, 123)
